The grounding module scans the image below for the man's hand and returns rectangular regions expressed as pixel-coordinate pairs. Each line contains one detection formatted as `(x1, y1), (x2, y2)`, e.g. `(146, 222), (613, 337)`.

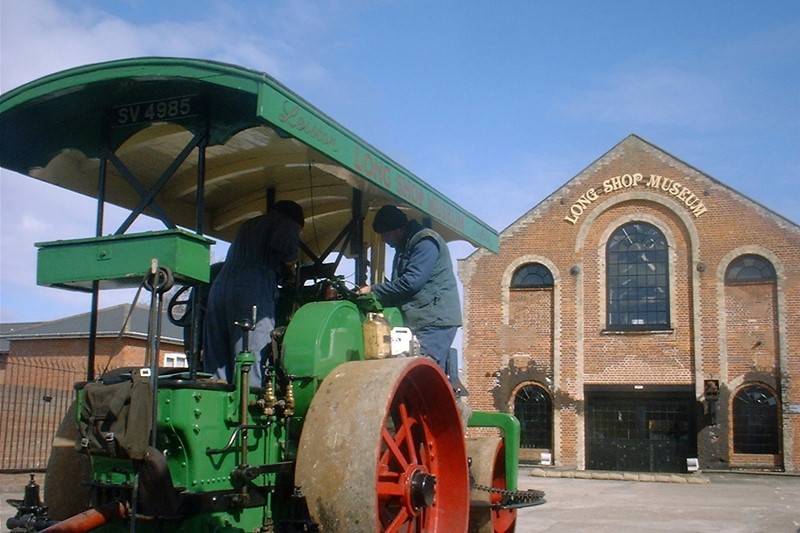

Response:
(355, 285), (373, 296)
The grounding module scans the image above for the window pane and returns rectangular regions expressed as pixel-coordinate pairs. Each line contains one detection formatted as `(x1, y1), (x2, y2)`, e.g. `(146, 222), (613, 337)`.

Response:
(606, 222), (669, 329)
(511, 263), (554, 288)
(726, 255), (776, 284)
(733, 385), (780, 454)
(514, 384), (553, 449)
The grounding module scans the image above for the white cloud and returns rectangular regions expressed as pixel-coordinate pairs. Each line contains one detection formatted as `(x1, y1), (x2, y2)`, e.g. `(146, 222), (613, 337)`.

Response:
(2, 0), (131, 91)
(0, 0), (335, 93)
(1, 0), (797, 323)
(0, 0), (339, 321)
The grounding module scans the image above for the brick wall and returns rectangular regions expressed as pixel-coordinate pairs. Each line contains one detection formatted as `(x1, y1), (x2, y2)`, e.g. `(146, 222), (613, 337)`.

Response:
(0, 336), (182, 471)
(462, 135), (800, 472)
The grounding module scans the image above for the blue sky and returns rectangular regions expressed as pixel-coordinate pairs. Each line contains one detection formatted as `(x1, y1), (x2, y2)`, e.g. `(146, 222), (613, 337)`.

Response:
(1, 0), (799, 323)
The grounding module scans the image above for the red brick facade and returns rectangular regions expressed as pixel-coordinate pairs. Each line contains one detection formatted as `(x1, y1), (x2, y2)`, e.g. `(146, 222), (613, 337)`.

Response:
(0, 336), (183, 470)
(4, 336), (178, 377)
(461, 135), (800, 473)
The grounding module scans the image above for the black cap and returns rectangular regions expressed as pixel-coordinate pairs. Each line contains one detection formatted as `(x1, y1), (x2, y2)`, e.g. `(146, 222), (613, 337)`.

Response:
(273, 200), (305, 228)
(372, 205), (408, 233)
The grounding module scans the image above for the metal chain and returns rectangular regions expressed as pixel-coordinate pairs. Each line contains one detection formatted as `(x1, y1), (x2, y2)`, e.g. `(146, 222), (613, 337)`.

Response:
(473, 483), (546, 504)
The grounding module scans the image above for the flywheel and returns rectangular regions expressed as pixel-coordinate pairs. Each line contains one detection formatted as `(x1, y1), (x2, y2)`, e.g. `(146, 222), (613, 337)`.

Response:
(295, 357), (469, 532)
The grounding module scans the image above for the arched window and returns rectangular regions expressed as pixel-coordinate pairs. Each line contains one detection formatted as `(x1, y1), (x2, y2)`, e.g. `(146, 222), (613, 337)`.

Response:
(725, 254), (776, 284)
(514, 384), (553, 449)
(511, 263), (553, 288)
(606, 222), (669, 330)
(733, 385), (780, 454)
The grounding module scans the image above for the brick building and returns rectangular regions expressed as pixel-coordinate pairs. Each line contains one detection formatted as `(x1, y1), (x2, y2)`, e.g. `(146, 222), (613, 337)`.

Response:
(460, 135), (800, 473)
(0, 304), (184, 471)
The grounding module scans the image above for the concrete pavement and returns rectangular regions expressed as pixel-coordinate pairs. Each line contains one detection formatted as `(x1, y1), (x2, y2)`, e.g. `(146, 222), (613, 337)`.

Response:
(515, 469), (800, 533)
(3, 470), (799, 532)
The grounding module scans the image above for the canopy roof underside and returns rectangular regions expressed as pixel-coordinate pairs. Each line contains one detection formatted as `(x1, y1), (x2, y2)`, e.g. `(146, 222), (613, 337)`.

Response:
(0, 57), (498, 256)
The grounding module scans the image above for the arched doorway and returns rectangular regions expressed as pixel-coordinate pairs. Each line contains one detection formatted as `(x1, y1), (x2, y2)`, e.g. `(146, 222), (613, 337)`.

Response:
(513, 383), (553, 462)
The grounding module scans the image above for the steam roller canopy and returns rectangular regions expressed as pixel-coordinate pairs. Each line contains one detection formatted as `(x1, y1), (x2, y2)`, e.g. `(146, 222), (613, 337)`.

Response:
(295, 357), (469, 532)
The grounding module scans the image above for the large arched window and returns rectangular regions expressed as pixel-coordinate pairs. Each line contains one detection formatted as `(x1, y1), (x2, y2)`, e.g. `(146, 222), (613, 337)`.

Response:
(725, 254), (776, 285)
(511, 263), (554, 289)
(514, 384), (553, 449)
(733, 384), (780, 454)
(606, 222), (669, 330)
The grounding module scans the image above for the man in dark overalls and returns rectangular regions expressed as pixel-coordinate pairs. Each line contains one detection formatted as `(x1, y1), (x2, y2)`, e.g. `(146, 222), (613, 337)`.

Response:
(204, 200), (304, 387)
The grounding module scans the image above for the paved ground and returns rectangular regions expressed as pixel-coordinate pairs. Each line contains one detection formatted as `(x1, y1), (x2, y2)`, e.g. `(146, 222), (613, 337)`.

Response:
(515, 469), (800, 533)
(3, 470), (799, 532)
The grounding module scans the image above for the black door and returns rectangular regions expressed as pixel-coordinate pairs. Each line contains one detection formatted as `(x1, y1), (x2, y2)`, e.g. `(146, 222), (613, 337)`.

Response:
(586, 390), (696, 473)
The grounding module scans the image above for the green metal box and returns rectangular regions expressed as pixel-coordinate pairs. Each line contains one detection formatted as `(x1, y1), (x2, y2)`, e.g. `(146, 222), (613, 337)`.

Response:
(35, 229), (214, 291)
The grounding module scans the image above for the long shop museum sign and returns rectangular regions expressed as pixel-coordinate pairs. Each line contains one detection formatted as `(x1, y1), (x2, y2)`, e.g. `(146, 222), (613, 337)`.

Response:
(564, 172), (709, 225)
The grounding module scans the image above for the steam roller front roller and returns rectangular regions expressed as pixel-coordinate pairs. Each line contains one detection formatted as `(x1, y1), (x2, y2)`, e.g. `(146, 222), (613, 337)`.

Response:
(467, 437), (516, 533)
(296, 357), (470, 532)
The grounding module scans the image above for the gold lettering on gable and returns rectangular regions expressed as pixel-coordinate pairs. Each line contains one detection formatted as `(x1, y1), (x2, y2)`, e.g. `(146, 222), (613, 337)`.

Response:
(563, 173), (708, 225)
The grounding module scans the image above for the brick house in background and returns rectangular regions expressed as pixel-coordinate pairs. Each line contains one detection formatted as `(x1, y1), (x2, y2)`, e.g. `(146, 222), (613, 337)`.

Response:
(0, 304), (185, 471)
(461, 134), (799, 473)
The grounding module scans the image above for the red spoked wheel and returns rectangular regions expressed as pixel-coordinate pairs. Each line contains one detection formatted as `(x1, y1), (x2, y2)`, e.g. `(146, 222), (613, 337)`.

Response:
(296, 357), (469, 532)
(467, 437), (517, 533)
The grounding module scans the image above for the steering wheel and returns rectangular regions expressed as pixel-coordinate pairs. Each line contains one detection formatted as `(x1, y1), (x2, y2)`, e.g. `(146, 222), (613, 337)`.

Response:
(167, 285), (193, 327)
(321, 276), (360, 301)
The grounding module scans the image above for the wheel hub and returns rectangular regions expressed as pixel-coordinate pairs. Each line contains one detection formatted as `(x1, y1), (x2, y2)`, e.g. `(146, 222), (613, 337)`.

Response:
(409, 469), (436, 509)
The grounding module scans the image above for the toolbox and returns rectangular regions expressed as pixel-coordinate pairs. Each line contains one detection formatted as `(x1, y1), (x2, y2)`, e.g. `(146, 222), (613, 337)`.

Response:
(36, 229), (214, 291)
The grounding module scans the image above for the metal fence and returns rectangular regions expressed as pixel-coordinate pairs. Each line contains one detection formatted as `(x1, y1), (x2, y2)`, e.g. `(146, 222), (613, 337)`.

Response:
(0, 357), (83, 472)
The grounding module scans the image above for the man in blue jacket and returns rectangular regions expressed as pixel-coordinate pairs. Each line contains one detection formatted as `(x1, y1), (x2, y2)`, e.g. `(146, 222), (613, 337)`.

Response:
(356, 205), (462, 372)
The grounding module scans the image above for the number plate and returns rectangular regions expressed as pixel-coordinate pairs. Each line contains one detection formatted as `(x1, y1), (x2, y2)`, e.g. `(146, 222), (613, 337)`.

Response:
(111, 94), (201, 127)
